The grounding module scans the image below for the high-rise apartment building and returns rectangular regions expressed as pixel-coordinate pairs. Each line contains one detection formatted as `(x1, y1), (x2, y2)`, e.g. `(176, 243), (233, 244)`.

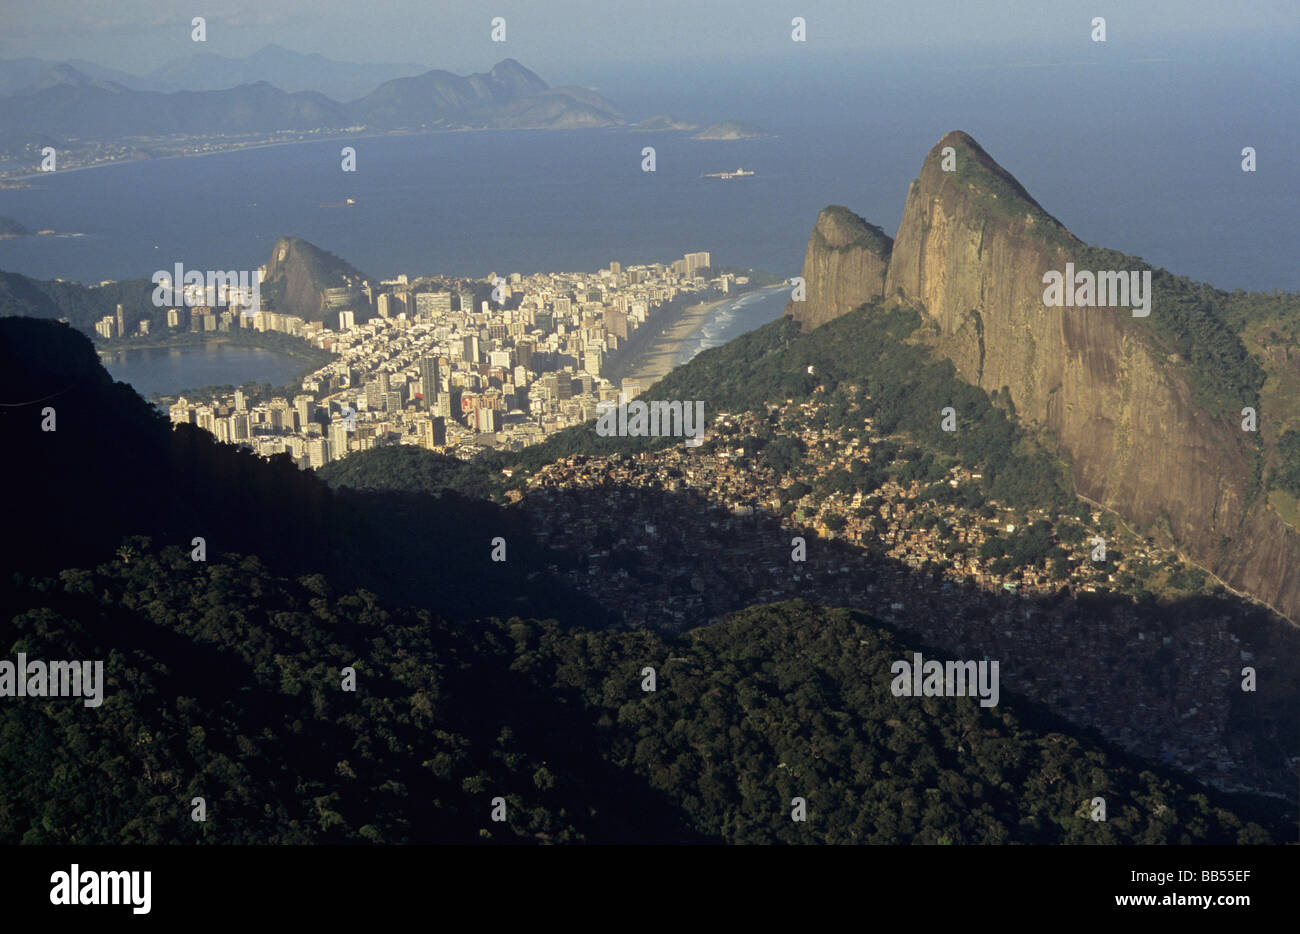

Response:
(329, 421), (350, 458)
(365, 373), (390, 410)
(293, 395), (314, 432)
(462, 335), (479, 364)
(416, 292), (453, 318)
(169, 401), (194, 425)
(418, 357), (440, 410)
(683, 252), (712, 277)
(307, 437), (329, 469)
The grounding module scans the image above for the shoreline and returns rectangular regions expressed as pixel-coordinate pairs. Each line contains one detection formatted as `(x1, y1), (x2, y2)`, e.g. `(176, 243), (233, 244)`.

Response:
(0, 125), (630, 185)
(615, 296), (731, 391)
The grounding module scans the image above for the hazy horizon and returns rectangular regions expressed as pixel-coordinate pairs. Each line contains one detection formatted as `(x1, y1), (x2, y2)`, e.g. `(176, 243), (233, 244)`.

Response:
(2, 1), (1298, 80)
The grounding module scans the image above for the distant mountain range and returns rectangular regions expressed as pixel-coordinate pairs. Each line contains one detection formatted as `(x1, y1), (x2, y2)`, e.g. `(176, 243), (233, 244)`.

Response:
(0, 44), (427, 100)
(0, 58), (625, 149)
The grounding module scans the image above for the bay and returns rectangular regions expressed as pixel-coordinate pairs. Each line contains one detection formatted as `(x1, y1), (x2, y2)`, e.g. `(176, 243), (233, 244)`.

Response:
(1, 40), (1296, 329)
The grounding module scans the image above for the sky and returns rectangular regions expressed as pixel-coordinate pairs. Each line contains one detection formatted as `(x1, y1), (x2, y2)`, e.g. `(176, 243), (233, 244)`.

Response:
(1, 0), (1297, 79)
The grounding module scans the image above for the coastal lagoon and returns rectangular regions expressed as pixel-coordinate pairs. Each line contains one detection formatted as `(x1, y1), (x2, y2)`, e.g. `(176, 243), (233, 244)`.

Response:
(101, 342), (307, 398)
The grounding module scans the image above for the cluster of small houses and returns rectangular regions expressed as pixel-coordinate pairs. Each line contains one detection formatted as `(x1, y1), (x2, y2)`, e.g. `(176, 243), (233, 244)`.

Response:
(514, 400), (1283, 798)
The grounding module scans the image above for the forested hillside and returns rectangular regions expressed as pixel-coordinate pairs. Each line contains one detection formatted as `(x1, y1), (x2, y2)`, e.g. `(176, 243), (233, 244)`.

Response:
(0, 270), (155, 334)
(0, 316), (598, 625)
(319, 446), (509, 502)
(1, 547), (1285, 844)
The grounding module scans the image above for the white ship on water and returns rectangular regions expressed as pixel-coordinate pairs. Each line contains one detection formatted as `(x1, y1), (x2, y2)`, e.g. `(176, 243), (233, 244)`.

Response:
(701, 167), (756, 180)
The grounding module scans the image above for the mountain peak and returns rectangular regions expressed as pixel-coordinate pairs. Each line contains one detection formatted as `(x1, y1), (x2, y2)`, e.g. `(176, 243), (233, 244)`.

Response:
(786, 204), (892, 330)
(262, 236), (372, 326)
(19, 63), (93, 94)
(813, 205), (892, 254)
(915, 130), (1075, 246)
(487, 58), (548, 94)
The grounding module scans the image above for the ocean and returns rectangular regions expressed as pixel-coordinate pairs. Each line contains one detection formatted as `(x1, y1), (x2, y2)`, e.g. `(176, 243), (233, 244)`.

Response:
(674, 285), (790, 366)
(2, 40), (1297, 391)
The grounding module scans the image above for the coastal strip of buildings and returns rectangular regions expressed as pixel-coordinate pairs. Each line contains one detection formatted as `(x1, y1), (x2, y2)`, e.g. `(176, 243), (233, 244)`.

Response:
(160, 251), (741, 468)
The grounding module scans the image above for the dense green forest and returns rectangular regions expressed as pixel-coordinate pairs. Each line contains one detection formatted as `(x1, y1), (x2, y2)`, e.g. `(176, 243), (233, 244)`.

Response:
(319, 446), (509, 502)
(1, 548), (1285, 844)
(3, 296), (1296, 847)
(1273, 430), (1300, 497)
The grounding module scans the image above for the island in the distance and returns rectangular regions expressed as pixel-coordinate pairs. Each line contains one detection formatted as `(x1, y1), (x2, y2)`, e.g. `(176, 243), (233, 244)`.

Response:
(0, 215), (31, 238)
(632, 114), (700, 131)
(692, 120), (768, 140)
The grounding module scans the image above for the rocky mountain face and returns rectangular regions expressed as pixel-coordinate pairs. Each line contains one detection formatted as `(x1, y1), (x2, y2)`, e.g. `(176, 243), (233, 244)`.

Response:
(784, 206), (892, 330)
(261, 237), (371, 325)
(790, 130), (1300, 623)
(0, 59), (621, 143)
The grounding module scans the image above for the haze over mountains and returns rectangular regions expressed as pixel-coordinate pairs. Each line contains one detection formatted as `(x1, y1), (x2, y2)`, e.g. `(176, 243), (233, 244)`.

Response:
(0, 56), (624, 147)
(786, 130), (1300, 625)
(0, 44), (427, 99)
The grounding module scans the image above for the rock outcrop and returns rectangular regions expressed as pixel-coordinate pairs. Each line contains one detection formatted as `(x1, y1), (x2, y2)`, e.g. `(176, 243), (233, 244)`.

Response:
(791, 131), (1300, 622)
(261, 236), (371, 325)
(785, 206), (892, 331)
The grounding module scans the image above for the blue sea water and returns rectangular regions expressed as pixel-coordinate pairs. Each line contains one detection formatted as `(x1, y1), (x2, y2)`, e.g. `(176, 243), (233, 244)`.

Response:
(2, 43), (1297, 293)
(2, 40), (1297, 393)
(675, 285), (790, 367)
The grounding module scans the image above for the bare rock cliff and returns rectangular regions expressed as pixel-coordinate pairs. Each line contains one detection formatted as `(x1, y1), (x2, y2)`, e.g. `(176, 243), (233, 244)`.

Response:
(796, 130), (1300, 621)
(785, 206), (891, 331)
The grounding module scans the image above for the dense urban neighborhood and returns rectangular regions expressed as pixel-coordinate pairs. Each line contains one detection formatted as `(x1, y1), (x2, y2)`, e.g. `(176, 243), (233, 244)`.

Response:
(155, 251), (736, 463)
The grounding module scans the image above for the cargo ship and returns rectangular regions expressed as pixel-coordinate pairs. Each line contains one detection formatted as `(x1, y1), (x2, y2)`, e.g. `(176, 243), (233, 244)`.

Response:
(701, 167), (756, 179)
